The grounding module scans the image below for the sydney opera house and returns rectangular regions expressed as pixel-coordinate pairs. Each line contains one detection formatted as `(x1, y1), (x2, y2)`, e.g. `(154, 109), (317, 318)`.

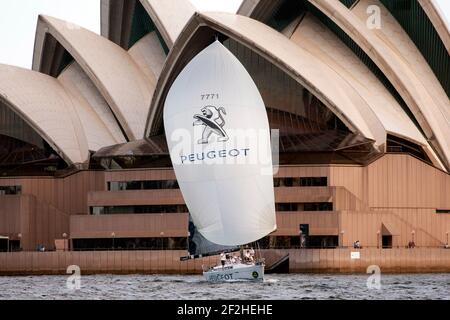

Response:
(0, 0), (449, 268)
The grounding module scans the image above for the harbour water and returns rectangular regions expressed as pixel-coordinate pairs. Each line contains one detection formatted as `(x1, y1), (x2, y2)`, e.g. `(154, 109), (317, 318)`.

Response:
(0, 274), (448, 300)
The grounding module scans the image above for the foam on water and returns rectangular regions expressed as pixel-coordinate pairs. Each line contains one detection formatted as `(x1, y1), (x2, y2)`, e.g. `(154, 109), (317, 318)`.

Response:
(264, 278), (280, 284)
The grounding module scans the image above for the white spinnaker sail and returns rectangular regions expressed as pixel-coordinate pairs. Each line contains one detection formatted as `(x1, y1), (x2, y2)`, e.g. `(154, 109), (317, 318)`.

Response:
(164, 41), (276, 246)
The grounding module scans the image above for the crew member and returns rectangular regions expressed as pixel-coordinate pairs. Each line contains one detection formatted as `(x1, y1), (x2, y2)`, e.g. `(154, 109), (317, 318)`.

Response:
(249, 248), (255, 263)
(220, 252), (226, 268)
(244, 249), (251, 263)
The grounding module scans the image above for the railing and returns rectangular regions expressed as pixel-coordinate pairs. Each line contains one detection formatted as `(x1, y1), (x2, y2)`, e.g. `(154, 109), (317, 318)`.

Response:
(1, 248), (450, 275)
(258, 245), (450, 249)
(64, 245), (450, 252)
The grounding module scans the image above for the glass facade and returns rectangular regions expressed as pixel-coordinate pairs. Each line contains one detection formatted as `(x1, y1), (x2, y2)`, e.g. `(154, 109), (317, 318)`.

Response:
(90, 205), (188, 215)
(91, 202), (333, 215)
(108, 180), (179, 191)
(266, 0), (306, 32)
(380, 0), (449, 98)
(0, 185), (21, 195)
(40, 33), (75, 78)
(303, 0), (426, 138)
(387, 135), (432, 165)
(223, 38), (379, 165)
(252, 0), (432, 166)
(0, 101), (45, 150)
(108, 178), (326, 190)
(128, 0), (169, 53)
(258, 235), (338, 249)
(276, 202), (333, 212)
(91, 136), (172, 170)
(73, 237), (187, 251)
(0, 101), (66, 176)
(274, 177), (327, 187)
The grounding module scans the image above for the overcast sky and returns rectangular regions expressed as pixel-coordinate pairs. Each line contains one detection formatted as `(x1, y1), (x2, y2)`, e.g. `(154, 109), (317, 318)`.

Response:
(0, 0), (448, 69)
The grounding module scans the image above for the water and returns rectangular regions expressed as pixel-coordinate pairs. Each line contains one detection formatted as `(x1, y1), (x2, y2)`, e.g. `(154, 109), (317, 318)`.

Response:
(0, 274), (448, 300)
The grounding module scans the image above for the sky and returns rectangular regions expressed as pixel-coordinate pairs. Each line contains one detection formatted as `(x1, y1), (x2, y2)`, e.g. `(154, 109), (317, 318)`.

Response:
(0, 0), (448, 70)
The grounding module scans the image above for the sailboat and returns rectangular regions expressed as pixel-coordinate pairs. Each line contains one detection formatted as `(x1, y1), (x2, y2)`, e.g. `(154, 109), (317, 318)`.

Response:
(164, 40), (276, 282)
(183, 214), (265, 282)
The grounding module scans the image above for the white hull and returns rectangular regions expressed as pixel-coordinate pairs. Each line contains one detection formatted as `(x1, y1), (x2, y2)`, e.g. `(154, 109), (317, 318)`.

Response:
(203, 263), (264, 282)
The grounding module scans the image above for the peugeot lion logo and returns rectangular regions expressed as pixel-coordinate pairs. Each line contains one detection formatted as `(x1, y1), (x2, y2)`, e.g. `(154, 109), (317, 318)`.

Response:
(193, 106), (229, 144)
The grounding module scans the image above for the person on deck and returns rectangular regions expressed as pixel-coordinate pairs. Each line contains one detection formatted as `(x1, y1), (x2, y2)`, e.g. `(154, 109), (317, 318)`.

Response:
(244, 249), (251, 263)
(249, 248), (255, 262)
(220, 252), (226, 268)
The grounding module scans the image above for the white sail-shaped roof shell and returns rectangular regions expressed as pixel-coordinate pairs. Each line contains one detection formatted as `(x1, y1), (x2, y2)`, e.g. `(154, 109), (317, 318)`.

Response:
(33, 15), (152, 140)
(0, 65), (89, 165)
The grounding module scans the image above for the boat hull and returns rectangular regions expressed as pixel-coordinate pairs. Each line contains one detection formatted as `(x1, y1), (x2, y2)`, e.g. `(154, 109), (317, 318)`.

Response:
(203, 264), (264, 282)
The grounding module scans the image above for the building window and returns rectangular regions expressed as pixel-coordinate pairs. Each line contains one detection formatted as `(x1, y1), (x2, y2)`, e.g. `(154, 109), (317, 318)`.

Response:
(90, 205), (188, 215)
(303, 202), (333, 211)
(276, 202), (333, 212)
(108, 180), (179, 191)
(387, 135), (432, 165)
(277, 203), (299, 211)
(307, 236), (339, 248)
(436, 209), (450, 214)
(274, 178), (299, 187)
(0, 185), (22, 195)
(72, 237), (187, 251)
(274, 177), (327, 187)
(258, 236), (338, 249)
(300, 177), (328, 187)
